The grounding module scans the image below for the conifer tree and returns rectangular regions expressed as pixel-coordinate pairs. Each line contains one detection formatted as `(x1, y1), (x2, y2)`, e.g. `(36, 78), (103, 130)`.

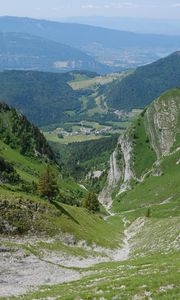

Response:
(37, 166), (59, 201)
(146, 207), (151, 218)
(83, 192), (100, 213)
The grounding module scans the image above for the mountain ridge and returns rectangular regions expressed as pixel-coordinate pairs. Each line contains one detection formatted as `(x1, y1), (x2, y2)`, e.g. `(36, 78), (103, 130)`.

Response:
(105, 51), (180, 110)
(1, 16), (180, 69)
(0, 31), (110, 74)
(1, 16), (180, 48)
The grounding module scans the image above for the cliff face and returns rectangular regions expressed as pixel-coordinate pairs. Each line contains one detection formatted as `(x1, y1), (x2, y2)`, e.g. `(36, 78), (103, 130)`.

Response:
(105, 89), (180, 198)
(98, 143), (122, 212)
(145, 89), (180, 158)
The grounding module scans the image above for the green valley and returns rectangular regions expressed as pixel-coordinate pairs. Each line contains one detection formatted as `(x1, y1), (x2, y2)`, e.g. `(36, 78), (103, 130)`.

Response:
(0, 38), (179, 300)
(0, 69), (129, 127)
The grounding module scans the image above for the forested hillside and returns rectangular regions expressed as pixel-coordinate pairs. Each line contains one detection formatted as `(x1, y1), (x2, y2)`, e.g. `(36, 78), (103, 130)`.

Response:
(0, 102), (54, 159)
(1, 52), (180, 129)
(0, 70), (123, 127)
(105, 51), (180, 110)
(0, 70), (83, 126)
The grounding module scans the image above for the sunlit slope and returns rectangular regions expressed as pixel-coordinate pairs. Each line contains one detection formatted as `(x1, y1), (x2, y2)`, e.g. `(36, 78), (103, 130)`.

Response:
(112, 88), (180, 213)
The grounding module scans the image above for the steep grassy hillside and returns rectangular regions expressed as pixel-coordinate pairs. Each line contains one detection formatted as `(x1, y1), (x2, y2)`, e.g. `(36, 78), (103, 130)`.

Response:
(0, 187), (122, 247)
(0, 102), (124, 249)
(113, 88), (180, 212)
(0, 103), (91, 231)
(106, 52), (180, 110)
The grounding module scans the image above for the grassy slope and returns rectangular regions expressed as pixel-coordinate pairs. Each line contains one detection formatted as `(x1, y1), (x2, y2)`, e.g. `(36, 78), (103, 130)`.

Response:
(114, 89), (180, 212)
(0, 131), (123, 247)
(0, 140), (43, 182)
(0, 102), (124, 248)
(130, 114), (156, 178)
(69, 72), (124, 90)
(2, 189), (179, 300)
(114, 149), (180, 212)
(0, 186), (123, 248)
(0, 139), (83, 196)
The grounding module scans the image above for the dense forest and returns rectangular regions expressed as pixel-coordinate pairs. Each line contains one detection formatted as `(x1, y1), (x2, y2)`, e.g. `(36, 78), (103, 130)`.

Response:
(0, 70), (84, 126)
(105, 51), (180, 110)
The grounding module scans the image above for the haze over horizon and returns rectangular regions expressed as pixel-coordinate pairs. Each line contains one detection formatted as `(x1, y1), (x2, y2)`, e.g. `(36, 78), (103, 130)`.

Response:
(0, 0), (180, 20)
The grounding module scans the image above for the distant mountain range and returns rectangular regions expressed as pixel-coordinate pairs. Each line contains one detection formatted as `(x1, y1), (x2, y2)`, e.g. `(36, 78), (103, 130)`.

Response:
(1, 16), (180, 50)
(0, 16), (180, 70)
(0, 32), (110, 74)
(59, 16), (180, 36)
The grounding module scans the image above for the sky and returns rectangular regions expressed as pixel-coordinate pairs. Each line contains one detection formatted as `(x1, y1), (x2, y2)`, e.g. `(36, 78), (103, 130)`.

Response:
(0, 0), (180, 19)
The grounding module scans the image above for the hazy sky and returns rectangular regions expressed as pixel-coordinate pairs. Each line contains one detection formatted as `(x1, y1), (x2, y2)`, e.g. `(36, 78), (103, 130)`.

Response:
(0, 0), (180, 19)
